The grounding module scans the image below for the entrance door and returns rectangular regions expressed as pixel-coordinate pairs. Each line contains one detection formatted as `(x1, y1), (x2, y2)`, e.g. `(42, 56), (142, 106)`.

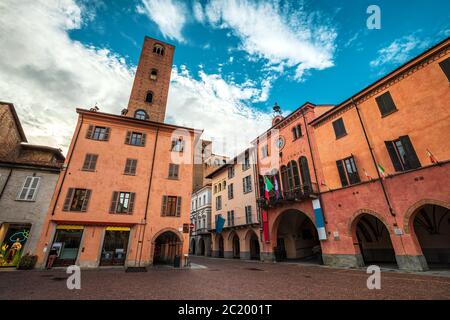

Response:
(218, 236), (224, 258)
(51, 229), (83, 267)
(0, 225), (31, 267)
(100, 230), (130, 266)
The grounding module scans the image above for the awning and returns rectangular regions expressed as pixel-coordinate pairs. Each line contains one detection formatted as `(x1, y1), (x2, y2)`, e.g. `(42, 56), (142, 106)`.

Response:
(105, 226), (131, 231)
(56, 225), (84, 230)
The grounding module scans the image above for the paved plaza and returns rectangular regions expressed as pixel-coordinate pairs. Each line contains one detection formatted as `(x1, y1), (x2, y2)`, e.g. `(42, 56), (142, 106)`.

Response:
(0, 256), (449, 300)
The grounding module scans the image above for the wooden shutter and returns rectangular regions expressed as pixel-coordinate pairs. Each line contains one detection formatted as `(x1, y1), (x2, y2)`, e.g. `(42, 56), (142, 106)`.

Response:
(82, 154), (90, 170)
(439, 57), (450, 81)
(376, 92), (397, 116)
(63, 188), (75, 211)
(128, 192), (135, 214)
(385, 141), (403, 172)
(161, 195), (168, 216)
(141, 133), (146, 146)
(131, 159), (137, 174)
(399, 136), (421, 170)
(125, 131), (131, 144)
(104, 127), (110, 141)
(176, 197), (182, 217)
(124, 159), (131, 174)
(336, 160), (349, 187)
(110, 191), (119, 213)
(332, 118), (346, 138)
(86, 125), (94, 139)
(81, 189), (92, 212)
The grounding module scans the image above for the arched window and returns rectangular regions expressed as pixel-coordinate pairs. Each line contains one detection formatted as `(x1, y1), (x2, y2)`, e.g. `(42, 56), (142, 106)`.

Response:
(150, 69), (158, 80)
(280, 166), (289, 193)
(286, 160), (300, 191)
(134, 109), (148, 120)
(299, 156), (312, 188)
(145, 91), (153, 103)
(153, 44), (165, 56)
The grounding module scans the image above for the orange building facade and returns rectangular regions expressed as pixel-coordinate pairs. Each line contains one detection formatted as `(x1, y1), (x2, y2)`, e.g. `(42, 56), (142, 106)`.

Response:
(254, 38), (450, 271)
(35, 37), (201, 269)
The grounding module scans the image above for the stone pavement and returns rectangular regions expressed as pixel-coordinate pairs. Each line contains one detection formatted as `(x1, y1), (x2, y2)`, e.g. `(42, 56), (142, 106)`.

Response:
(0, 256), (449, 300)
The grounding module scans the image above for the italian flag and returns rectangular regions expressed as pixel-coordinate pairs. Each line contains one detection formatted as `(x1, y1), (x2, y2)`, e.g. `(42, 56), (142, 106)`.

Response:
(426, 149), (438, 164)
(264, 176), (274, 200)
(377, 163), (386, 179)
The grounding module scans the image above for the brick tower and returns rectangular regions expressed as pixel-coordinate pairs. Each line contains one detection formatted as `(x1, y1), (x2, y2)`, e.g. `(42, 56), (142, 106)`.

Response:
(127, 36), (175, 123)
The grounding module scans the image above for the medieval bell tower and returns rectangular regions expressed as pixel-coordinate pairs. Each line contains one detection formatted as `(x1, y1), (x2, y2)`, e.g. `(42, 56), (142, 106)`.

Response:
(126, 36), (175, 123)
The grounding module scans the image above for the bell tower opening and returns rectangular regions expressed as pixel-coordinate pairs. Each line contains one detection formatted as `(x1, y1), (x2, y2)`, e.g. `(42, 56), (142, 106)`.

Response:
(127, 36), (175, 123)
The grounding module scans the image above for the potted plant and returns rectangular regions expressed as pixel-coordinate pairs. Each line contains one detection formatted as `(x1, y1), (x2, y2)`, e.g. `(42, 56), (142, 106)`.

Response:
(17, 252), (38, 270)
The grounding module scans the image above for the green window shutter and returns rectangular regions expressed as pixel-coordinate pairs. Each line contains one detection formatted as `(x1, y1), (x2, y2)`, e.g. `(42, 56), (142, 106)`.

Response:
(125, 131), (131, 144)
(141, 133), (147, 146)
(336, 160), (349, 187)
(161, 195), (168, 216)
(399, 136), (421, 170)
(385, 141), (403, 172)
(86, 125), (94, 139)
(104, 127), (111, 141)
(110, 191), (119, 213)
(176, 197), (182, 217)
(81, 189), (92, 212)
(128, 192), (136, 214)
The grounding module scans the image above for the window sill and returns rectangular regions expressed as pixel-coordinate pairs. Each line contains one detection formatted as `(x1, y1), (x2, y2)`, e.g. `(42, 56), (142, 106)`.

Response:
(168, 177), (179, 180)
(15, 199), (36, 202)
(81, 169), (96, 172)
(110, 212), (133, 215)
(381, 109), (399, 118)
(124, 173), (136, 176)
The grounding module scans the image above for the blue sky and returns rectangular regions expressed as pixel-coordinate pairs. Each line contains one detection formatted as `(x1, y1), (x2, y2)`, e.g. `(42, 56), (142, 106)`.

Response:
(0, 0), (449, 155)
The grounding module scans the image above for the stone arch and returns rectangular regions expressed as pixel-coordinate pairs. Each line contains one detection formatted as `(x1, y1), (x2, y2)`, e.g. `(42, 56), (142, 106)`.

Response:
(403, 199), (450, 234)
(151, 228), (183, 265)
(151, 227), (183, 244)
(348, 208), (393, 236)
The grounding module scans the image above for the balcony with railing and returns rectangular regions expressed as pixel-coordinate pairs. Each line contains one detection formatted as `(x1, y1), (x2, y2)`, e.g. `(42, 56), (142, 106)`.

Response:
(210, 213), (260, 232)
(257, 183), (319, 209)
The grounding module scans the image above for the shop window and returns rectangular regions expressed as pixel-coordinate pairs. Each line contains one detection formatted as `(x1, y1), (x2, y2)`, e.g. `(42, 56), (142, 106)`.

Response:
(0, 225), (30, 267)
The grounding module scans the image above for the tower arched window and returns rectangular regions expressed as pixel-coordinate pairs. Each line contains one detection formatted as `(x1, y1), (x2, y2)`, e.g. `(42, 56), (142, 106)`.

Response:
(150, 68), (158, 80)
(153, 44), (165, 56)
(145, 91), (153, 103)
(134, 109), (148, 120)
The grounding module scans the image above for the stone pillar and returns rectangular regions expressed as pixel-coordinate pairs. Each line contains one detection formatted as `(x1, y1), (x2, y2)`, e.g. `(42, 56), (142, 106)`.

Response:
(322, 253), (364, 268)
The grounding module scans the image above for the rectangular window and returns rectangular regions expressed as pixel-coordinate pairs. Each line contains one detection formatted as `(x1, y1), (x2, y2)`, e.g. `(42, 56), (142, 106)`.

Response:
(261, 145), (269, 158)
(82, 154), (98, 171)
(63, 188), (92, 212)
(385, 136), (421, 172)
(332, 118), (347, 139)
(245, 206), (252, 224)
(242, 151), (251, 171)
(168, 163), (179, 179)
(86, 125), (110, 141)
(110, 191), (135, 214)
(227, 210), (234, 226)
(216, 195), (222, 210)
(336, 156), (360, 187)
(124, 159), (137, 175)
(439, 57), (450, 82)
(125, 131), (146, 146)
(161, 195), (182, 217)
(375, 91), (398, 116)
(17, 176), (40, 201)
(228, 166), (235, 178)
(243, 175), (252, 193)
(171, 138), (185, 152)
(292, 124), (302, 140)
(228, 183), (234, 200)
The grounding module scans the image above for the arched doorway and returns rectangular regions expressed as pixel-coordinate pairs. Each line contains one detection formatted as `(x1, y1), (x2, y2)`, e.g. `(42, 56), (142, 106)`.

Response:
(198, 238), (205, 256)
(249, 231), (260, 260)
(190, 238), (195, 255)
(274, 209), (320, 262)
(232, 234), (240, 259)
(354, 214), (397, 267)
(153, 231), (182, 265)
(218, 235), (224, 258)
(412, 204), (450, 269)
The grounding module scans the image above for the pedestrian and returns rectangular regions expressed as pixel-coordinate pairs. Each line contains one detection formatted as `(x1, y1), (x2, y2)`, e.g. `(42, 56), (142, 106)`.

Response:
(46, 247), (58, 269)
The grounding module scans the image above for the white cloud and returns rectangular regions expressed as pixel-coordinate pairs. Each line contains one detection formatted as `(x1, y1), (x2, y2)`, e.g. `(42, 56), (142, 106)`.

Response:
(137, 0), (187, 42)
(0, 0), (273, 157)
(0, 0), (134, 153)
(166, 66), (272, 156)
(196, 0), (337, 81)
(370, 35), (430, 68)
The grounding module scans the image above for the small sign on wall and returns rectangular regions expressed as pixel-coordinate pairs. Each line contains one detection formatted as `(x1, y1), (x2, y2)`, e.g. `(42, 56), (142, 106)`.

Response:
(333, 231), (340, 241)
(182, 224), (189, 233)
(394, 227), (403, 235)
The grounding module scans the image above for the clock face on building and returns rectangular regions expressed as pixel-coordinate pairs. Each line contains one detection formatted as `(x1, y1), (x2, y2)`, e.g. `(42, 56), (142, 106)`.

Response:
(276, 136), (285, 150)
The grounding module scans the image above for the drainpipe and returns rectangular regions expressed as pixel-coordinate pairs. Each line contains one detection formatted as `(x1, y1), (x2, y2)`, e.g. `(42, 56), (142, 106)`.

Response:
(352, 98), (395, 216)
(51, 114), (84, 215)
(136, 126), (160, 268)
(0, 168), (12, 200)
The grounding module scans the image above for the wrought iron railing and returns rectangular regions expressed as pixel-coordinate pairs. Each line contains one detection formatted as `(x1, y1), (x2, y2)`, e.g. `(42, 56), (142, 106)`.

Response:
(257, 183), (319, 209)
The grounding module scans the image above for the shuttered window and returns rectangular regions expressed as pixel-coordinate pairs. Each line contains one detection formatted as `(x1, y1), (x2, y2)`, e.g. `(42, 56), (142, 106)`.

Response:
(227, 210), (234, 226)
(86, 125), (110, 141)
(438, 57), (450, 82)
(228, 166), (235, 178)
(245, 206), (252, 224)
(216, 195), (222, 210)
(332, 118), (347, 139)
(242, 151), (250, 171)
(161, 196), (181, 216)
(82, 154), (98, 171)
(375, 91), (398, 117)
(336, 161), (349, 187)
(110, 191), (135, 214)
(385, 135), (421, 172)
(168, 163), (179, 179)
(292, 124), (302, 140)
(63, 188), (92, 212)
(124, 159), (137, 175)
(17, 176), (40, 201)
(243, 175), (252, 193)
(125, 131), (146, 146)
(228, 183), (234, 199)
